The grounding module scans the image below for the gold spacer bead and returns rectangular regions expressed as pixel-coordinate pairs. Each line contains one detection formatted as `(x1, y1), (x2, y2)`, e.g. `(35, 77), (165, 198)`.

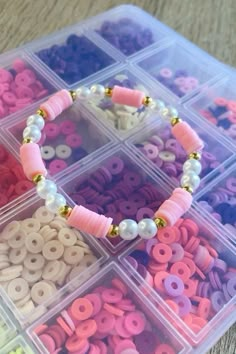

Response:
(171, 117), (182, 126)
(182, 186), (194, 194)
(36, 109), (46, 119)
(189, 152), (201, 160)
(69, 90), (77, 101)
(105, 87), (113, 97)
(22, 137), (33, 144)
(154, 217), (167, 228)
(107, 224), (119, 238)
(32, 174), (45, 184)
(59, 205), (73, 218)
(143, 96), (153, 106)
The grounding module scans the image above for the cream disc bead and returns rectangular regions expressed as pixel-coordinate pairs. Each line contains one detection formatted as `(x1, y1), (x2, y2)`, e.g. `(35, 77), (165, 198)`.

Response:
(9, 247), (27, 265)
(1, 221), (20, 240)
(31, 281), (55, 305)
(22, 267), (42, 283)
(25, 232), (44, 253)
(24, 253), (45, 271)
(42, 260), (61, 281)
(42, 240), (64, 261)
(63, 246), (84, 265)
(21, 218), (41, 233)
(8, 229), (26, 249)
(58, 228), (77, 247)
(7, 278), (29, 301)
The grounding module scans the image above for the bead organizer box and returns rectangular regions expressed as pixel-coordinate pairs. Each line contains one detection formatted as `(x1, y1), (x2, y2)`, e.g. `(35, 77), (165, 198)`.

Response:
(0, 4), (236, 354)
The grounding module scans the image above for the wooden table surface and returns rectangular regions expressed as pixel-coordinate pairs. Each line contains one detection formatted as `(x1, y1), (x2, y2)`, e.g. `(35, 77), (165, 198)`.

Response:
(0, 0), (235, 353)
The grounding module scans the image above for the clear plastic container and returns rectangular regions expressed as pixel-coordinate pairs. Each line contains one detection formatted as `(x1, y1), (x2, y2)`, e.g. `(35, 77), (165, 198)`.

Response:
(27, 262), (189, 354)
(127, 109), (235, 195)
(0, 304), (17, 349)
(0, 194), (108, 327)
(0, 334), (36, 354)
(135, 42), (222, 101)
(119, 208), (236, 350)
(186, 76), (236, 145)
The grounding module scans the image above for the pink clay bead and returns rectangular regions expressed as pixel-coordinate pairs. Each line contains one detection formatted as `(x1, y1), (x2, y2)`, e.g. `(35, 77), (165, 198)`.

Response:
(40, 90), (73, 120)
(155, 188), (192, 226)
(172, 121), (204, 154)
(20, 143), (47, 180)
(111, 85), (145, 107)
(67, 205), (113, 238)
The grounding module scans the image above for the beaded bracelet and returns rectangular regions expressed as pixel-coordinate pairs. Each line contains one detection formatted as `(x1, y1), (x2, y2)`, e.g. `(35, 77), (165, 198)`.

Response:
(20, 84), (204, 241)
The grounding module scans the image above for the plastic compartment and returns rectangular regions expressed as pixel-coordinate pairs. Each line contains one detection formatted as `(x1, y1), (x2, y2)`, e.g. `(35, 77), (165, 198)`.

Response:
(4, 103), (115, 178)
(28, 28), (117, 87)
(196, 163), (236, 240)
(88, 4), (169, 57)
(136, 42), (221, 101)
(0, 194), (108, 327)
(0, 304), (17, 349)
(186, 76), (236, 145)
(0, 134), (34, 215)
(61, 145), (174, 254)
(127, 110), (235, 193)
(27, 262), (189, 354)
(119, 208), (236, 349)
(84, 65), (166, 139)
(0, 334), (36, 354)
(0, 51), (56, 121)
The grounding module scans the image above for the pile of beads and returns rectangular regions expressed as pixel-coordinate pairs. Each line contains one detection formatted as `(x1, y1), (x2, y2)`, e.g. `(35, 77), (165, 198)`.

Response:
(20, 83), (204, 242)
(0, 144), (33, 208)
(199, 97), (236, 140)
(134, 124), (228, 184)
(0, 60), (51, 119)
(198, 174), (236, 231)
(35, 278), (177, 354)
(6, 346), (24, 354)
(88, 74), (149, 132)
(36, 35), (114, 85)
(126, 217), (236, 333)
(0, 206), (98, 317)
(67, 155), (166, 245)
(96, 19), (155, 55)
(155, 68), (199, 98)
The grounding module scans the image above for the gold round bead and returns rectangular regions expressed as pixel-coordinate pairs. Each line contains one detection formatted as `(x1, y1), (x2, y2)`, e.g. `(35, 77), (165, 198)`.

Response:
(143, 96), (153, 106)
(182, 186), (194, 194)
(171, 117), (182, 126)
(69, 90), (77, 101)
(32, 174), (45, 184)
(22, 137), (33, 144)
(105, 87), (113, 97)
(36, 109), (46, 118)
(189, 152), (201, 160)
(59, 205), (73, 218)
(154, 217), (166, 228)
(107, 225), (119, 238)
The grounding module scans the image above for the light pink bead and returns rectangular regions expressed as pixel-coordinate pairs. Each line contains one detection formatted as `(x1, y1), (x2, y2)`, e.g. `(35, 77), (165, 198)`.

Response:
(67, 205), (113, 238)
(155, 188), (192, 226)
(111, 85), (145, 107)
(40, 90), (73, 121)
(20, 143), (47, 180)
(171, 121), (204, 154)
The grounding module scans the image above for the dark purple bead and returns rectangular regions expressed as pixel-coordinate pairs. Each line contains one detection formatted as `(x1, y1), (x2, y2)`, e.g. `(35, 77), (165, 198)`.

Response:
(126, 255), (138, 270)
(135, 331), (157, 354)
(175, 69), (188, 77)
(129, 250), (149, 267)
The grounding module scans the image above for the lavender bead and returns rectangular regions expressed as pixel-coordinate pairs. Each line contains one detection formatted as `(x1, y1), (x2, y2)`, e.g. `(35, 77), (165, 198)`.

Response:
(211, 291), (226, 312)
(164, 275), (184, 297)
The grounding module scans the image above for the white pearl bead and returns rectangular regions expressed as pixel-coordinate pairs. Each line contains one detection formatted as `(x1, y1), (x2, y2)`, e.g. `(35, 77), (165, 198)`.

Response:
(167, 106), (178, 118)
(138, 219), (157, 239)
(23, 125), (41, 143)
(155, 99), (166, 111)
(27, 114), (45, 131)
(180, 171), (200, 191)
(90, 84), (105, 99)
(183, 159), (202, 175)
(119, 219), (138, 240)
(37, 179), (57, 199)
(75, 87), (91, 100)
(45, 193), (66, 214)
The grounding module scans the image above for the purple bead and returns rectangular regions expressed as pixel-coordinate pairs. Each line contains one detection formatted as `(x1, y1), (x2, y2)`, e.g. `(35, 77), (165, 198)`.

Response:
(164, 275), (184, 297)
(106, 157), (124, 175)
(124, 172), (142, 188)
(119, 201), (137, 216)
(137, 264), (148, 279)
(173, 295), (191, 317)
(145, 238), (158, 255)
(126, 255), (138, 270)
(209, 271), (218, 290)
(169, 243), (184, 263)
(175, 69), (188, 77)
(129, 193), (146, 208)
(227, 277), (236, 297)
(222, 283), (231, 302)
(214, 259), (227, 275)
(162, 162), (177, 177)
(202, 282), (212, 298)
(211, 291), (226, 312)
(135, 331), (156, 354)
(129, 250), (149, 267)
(136, 207), (154, 222)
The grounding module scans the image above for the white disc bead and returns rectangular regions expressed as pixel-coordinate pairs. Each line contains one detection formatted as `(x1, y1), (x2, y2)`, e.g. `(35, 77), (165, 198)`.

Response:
(183, 159), (202, 175)
(180, 171), (200, 191)
(119, 219), (138, 240)
(45, 193), (66, 214)
(23, 125), (41, 143)
(27, 114), (45, 131)
(138, 218), (157, 239)
(37, 179), (57, 199)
